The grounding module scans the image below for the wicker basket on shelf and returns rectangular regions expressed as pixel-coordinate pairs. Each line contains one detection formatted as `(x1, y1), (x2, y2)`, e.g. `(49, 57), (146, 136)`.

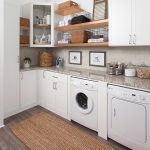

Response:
(39, 51), (53, 67)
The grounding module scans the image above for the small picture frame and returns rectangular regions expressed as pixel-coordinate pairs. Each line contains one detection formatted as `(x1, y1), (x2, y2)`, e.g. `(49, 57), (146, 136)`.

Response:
(89, 51), (106, 67)
(69, 51), (82, 65)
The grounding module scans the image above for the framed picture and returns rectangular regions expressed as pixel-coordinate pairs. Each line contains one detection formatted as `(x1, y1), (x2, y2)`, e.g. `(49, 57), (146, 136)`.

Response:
(93, 0), (108, 21)
(69, 51), (82, 65)
(89, 51), (106, 67)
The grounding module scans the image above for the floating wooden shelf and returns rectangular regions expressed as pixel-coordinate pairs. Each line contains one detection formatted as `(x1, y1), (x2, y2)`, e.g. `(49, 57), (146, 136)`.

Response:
(20, 44), (29, 47)
(20, 26), (30, 31)
(55, 6), (84, 16)
(55, 19), (109, 31)
(33, 24), (51, 29)
(55, 42), (109, 47)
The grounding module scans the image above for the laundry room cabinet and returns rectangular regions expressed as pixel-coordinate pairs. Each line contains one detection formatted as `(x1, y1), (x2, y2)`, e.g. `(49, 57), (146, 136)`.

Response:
(109, 0), (150, 46)
(20, 70), (37, 109)
(38, 70), (55, 111)
(4, 0), (20, 118)
(38, 70), (68, 119)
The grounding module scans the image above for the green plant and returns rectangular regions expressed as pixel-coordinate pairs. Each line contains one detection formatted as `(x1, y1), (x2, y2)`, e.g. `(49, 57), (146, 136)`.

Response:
(24, 57), (32, 64)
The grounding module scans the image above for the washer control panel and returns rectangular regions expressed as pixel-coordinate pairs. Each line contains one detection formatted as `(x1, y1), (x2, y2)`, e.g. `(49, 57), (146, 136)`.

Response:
(108, 85), (150, 104)
(71, 77), (98, 91)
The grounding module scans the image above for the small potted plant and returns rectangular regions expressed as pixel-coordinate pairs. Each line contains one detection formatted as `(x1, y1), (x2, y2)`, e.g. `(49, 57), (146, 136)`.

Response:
(24, 57), (31, 68)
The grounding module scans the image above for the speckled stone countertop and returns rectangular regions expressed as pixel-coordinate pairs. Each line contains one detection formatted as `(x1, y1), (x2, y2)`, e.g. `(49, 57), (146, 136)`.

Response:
(21, 66), (150, 92)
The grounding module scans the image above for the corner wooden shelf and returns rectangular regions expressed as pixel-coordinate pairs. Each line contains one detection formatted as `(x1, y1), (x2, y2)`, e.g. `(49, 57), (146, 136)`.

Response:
(33, 24), (51, 29)
(55, 6), (84, 16)
(20, 26), (30, 31)
(55, 42), (109, 47)
(55, 19), (108, 31)
(20, 44), (29, 47)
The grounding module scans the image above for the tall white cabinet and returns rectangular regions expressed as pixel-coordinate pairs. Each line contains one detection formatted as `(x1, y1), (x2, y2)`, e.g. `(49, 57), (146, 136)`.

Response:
(4, 0), (20, 118)
(109, 0), (150, 46)
(0, 0), (4, 126)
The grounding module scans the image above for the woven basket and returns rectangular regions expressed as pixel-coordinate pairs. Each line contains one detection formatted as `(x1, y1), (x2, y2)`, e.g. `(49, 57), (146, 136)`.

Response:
(39, 51), (53, 67)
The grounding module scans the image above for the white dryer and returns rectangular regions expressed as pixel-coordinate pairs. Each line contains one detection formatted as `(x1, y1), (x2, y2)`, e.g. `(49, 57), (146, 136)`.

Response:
(70, 77), (98, 131)
(108, 85), (150, 150)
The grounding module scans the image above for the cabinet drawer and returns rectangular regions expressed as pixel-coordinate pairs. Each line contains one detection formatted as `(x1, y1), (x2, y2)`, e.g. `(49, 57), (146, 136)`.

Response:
(45, 71), (68, 83)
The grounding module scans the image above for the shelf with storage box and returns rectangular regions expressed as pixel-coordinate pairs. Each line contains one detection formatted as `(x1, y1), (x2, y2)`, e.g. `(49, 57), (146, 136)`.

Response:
(55, 19), (109, 47)
(55, 19), (108, 31)
(20, 17), (30, 47)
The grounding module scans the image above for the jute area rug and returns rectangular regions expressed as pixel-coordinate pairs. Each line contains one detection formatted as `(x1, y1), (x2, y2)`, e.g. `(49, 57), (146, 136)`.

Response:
(11, 112), (114, 150)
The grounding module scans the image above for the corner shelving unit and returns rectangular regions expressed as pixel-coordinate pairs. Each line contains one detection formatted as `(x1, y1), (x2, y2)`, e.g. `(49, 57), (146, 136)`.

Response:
(55, 6), (109, 47)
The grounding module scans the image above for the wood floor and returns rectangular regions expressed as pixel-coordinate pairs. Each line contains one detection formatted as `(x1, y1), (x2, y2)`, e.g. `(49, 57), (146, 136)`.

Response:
(0, 106), (130, 150)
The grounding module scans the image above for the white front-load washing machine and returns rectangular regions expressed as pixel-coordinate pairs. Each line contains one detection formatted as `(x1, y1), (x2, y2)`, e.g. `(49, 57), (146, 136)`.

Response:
(70, 77), (98, 131)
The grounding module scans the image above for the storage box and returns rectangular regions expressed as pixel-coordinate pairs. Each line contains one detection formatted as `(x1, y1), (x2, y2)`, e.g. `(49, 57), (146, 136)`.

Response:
(71, 30), (89, 43)
(20, 35), (29, 44)
(58, 1), (78, 10)
(20, 17), (29, 27)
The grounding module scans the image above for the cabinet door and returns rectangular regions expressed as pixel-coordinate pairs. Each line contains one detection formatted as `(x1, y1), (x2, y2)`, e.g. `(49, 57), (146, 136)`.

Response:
(134, 0), (150, 45)
(109, 0), (132, 46)
(55, 80), (68, 119)
(4, 1), (20, 118)
(38, 71), (55, 111)
(20, 71), (37, 108)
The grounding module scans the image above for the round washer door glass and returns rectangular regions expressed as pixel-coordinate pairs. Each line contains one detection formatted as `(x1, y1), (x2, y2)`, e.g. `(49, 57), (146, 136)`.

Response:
(76, 92), (93, 114)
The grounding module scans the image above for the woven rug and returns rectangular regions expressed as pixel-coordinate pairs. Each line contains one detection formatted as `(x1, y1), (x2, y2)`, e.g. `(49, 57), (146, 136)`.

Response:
(11, 112), (114, 150)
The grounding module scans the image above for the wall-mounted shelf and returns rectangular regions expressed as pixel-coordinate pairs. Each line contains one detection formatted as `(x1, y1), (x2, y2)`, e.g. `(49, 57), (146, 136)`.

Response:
(20, 26), (30, 31)
(20, 44), (29, 47)
(55, 42), (109, 47)
(55, 19), (108, 31)
(33, 24), (51, 29)
(55, 6), (84, 16)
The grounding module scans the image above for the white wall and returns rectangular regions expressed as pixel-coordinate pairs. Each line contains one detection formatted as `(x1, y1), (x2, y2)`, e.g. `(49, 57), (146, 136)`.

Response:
(0, 0), (4, 126)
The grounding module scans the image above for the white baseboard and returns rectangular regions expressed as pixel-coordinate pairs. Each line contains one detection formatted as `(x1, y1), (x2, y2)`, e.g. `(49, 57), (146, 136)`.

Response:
(0, 125), (5, 128)
(4, 103), (38, 119)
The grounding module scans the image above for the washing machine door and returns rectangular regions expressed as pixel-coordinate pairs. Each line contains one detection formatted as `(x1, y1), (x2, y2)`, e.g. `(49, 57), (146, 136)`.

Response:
(75, 92), (93, 114)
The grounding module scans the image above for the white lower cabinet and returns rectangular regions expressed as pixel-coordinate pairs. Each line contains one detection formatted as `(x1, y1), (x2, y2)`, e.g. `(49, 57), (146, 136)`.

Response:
(20, 70), (37, 109)
(38, 71), (55, 111)
(38, 70), (68, 119)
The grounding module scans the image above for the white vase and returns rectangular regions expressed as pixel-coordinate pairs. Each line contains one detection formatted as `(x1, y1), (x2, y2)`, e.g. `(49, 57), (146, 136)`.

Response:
(24, 63), (30, 68)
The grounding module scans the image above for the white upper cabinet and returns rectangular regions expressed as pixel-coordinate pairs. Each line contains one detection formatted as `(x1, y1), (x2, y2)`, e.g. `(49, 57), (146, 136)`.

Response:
(22, 2), (55, 47)
(109, 0), (150, 46)
(135, 0), (150, 45)
(109, 0), (132, 46)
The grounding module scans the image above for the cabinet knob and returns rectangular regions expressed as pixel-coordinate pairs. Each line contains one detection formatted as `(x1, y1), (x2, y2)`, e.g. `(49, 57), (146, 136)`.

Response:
(133, 34), (136, 44)
(20, 72), (23, 80)
(129, 34), (132, 44)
